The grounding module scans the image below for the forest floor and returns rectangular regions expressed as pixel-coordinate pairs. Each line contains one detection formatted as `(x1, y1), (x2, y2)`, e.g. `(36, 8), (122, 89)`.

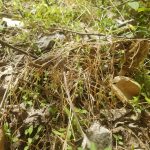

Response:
(0, 1), (150, 150)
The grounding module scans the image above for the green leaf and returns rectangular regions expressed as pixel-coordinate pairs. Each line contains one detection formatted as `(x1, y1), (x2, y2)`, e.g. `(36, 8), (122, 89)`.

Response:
(90, 142), (97, 150)
(52, 129), (65, 138)
(25, 129), (28, 135)
(24, 146), (29, 150)
(113, 134), (118, 140)
(49, 106), (57, 115)
(34, 134), (39, 140)
(37, 125), (43, 133)
(128, 2), (139, 10)
(67, 130), (72, 140)
(64, 107), (71, 117)
(128, 24), (137, 31)
(74, 108), (87, 114)
(118, 141), (124, 145)
(12, 137), (19, 142)
(26, 101), (33, 106)
(145, 96), (150, 104)
(28, 138), (33, 145)
(67, 145), (73, 150)
(142, 93), (150, 104)
(28, 125), (33, 135)
(4, 122), (11, 137)
(138, 7), (150, 12)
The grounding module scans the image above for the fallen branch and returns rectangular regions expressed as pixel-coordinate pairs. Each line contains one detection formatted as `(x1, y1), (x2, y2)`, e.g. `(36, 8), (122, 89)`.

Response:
(0, 39), (38, 59)
(51, 28), (106, 36)
(49, 28), (150, 39)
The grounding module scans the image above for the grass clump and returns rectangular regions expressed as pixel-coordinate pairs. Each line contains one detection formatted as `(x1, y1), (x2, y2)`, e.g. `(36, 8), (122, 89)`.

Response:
(3, 42), (115, 149)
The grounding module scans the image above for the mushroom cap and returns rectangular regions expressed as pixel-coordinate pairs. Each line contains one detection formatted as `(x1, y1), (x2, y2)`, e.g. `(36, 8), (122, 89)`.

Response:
(111, 76), (141, 103)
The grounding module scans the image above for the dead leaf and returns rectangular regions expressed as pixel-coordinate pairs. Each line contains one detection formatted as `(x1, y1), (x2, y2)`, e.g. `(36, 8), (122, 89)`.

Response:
(120, 40), (149, 75)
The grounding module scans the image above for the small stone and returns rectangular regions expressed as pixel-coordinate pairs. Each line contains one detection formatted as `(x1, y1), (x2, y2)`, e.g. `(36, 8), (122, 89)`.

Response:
(86, 122), (112, 150)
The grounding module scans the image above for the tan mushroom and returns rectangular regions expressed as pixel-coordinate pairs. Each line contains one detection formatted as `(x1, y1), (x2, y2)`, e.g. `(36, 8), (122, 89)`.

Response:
(111, 76), (141, 103)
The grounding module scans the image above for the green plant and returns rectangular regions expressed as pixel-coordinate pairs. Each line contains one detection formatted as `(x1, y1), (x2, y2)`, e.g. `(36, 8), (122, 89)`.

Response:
(24, 125), (43, 150)
(113, 134), (123, 146)
(4, 122), (11, 138)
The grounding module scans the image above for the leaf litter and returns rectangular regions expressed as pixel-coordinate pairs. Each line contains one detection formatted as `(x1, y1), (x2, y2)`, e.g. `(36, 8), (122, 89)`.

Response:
(0, 35), (149, 149)
(0, 4), (150, 150)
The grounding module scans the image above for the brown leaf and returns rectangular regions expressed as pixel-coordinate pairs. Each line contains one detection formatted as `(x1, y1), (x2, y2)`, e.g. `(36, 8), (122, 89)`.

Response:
(119, 40), (149, 75)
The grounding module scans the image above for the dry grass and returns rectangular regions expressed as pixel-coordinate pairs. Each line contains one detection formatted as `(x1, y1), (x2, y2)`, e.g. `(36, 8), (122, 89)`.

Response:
(2, 40), (120, 149)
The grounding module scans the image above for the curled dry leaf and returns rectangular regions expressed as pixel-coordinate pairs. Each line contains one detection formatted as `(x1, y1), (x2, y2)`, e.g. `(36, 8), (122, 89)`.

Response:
(119, 40), (149, 75)
(111, 76), (141, 103)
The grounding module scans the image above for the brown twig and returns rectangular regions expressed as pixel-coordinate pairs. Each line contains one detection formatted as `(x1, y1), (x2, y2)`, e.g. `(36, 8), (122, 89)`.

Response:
(0, 39), (38, 59)
(50, 28), (150, 39)
(50, 28), (107, 36)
